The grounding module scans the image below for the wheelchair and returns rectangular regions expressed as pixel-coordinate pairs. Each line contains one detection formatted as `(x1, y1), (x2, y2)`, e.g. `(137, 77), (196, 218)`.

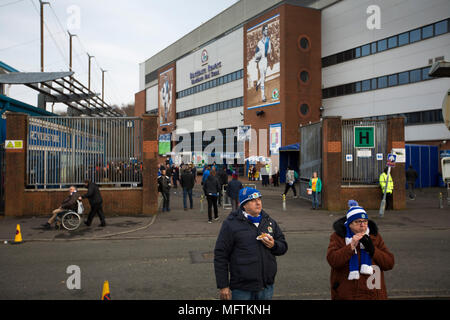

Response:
(55, 200), (85, 231)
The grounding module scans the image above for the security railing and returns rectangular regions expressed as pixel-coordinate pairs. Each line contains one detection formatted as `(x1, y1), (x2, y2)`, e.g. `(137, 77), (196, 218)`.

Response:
(342, 119), (387, 185)
(27, 117), (143, 188)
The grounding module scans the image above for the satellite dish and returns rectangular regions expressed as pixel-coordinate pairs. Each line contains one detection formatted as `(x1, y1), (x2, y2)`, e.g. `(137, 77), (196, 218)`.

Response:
(443, 89), (450, 131)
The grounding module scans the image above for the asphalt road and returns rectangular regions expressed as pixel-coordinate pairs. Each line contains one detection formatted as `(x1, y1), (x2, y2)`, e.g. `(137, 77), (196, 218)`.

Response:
(1, 228), (449, 300)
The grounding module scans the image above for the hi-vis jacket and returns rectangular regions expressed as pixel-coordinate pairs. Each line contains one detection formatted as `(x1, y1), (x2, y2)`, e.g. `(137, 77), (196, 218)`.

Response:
(379, 172), (393, 194)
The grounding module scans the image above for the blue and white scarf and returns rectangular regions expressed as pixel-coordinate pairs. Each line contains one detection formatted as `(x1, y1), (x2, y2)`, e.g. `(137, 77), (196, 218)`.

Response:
(345, 225), (374, 280)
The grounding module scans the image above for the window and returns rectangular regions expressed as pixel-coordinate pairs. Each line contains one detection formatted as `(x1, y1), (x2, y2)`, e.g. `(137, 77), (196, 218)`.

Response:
(300, 104), (309, 116)
(410, 28), (421, 42)
(422, 25), (433, 39)
(231, 72), (237, 81)
(300, 71), (309, 83)
(388, 36), (397, 49)
(422, 67), (431, 80)
(299, 37), (309, 50)
(371, 78), (377, 90)
(362, 80), (371, 91)
(371, 42), (377, 54)
(377, 39), (387, 52)
(355, 82), (361, 92)
(410, 69), (421, 82)
(398, 71), (409, 85)
(378, 76), (387, 88)
(344, 83), (354, 95)
(355, 47), (361, 58)
(398, 32), (409, 46)
(435, 20), (448, 35)
(388, 74), (398, 87)
(337, 85), (344, 96)
(361, 44), (370, 56)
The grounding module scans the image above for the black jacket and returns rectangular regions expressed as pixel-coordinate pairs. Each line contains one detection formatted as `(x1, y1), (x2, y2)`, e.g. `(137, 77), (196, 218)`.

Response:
(61, 191), (79, 211)
(203, 175), (221, 196)
(226, 179), (243, 199)
(157, 175), (171, 193)
(180, 170), (195, 190)
(81, 182), (103, 205)
(218, 171), (228, 186)
(214, 208), (288, 291)
(406, 168), (418, 183)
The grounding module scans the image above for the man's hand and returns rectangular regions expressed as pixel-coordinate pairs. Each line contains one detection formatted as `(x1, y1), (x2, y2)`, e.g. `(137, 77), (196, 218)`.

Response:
(261, 234), (275, 249)
(219, 287), (231, 300)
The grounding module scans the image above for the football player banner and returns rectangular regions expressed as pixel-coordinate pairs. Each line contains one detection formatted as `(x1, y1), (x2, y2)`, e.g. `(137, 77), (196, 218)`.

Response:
(246, 14), (281, 109)
(158, 68), (175, 127)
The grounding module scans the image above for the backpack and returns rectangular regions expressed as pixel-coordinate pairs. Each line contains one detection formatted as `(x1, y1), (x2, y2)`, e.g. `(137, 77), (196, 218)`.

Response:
(294, 171), (299, 180)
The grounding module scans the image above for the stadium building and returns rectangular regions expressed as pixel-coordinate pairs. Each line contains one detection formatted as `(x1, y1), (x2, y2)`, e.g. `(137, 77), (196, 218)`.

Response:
(135, 0), (450, 171)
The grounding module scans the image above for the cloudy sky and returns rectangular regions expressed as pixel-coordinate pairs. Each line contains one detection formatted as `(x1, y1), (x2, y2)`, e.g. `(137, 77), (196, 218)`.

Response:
(0, 0), (239, 112)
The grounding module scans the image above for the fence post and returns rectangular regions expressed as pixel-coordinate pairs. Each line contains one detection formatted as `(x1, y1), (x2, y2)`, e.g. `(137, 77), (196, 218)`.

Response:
(141, 114), (158, 215)
(4, 112), (28, 217)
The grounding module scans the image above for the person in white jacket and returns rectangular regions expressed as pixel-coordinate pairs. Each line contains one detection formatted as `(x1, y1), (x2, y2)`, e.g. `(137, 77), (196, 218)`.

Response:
(282, 167), (297, 198)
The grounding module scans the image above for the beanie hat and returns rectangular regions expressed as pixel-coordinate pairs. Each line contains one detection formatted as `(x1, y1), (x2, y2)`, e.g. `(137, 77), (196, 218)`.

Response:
(239, 187), (262, 207)
(344, 206), (368, 226)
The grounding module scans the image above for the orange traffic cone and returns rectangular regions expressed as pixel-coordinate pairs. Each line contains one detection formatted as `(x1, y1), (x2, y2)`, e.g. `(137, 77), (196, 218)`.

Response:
(12, 224), (23, 244)
(101, 280), (111, 300)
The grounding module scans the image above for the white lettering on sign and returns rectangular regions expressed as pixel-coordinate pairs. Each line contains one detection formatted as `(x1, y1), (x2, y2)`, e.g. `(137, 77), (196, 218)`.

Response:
(30, 131), (60, 143)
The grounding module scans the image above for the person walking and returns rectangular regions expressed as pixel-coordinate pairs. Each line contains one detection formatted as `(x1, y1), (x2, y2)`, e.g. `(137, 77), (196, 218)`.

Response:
(283, 166), (297, 198)
(309, 171), (322, 210)
(379, 167), (394, 210)
(203, 169), (221, 223)
(326, 205), (395, 299)
(406, 164), (418, 200)
(226, 173), (243, 211)
(214, 187), (288, 300)
(157, 167), (172, 212)
(180, 165), (195, 210)
(272, 166), (279, 187)
(80, 179), (106, 227)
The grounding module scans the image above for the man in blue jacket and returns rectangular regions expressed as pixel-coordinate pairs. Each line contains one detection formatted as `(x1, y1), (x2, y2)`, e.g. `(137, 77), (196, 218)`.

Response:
(214, 187), (288, 300)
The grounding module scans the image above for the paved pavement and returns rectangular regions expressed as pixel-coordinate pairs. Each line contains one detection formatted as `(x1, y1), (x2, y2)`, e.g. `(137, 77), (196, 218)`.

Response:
(0, 181), (449, 300)
(0, 181), (448, 243)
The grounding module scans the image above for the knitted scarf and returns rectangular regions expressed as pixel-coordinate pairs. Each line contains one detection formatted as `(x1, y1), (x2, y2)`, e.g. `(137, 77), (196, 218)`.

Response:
(344, 225), (374, 280)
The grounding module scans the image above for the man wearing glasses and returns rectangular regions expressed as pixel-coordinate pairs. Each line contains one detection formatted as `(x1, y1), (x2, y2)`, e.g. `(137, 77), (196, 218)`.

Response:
(214, 187), (287, 300)
(326, 204), (395, 299)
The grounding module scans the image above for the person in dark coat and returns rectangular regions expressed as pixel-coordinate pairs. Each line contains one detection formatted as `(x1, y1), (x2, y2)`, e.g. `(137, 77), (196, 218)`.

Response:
(405, 164), (418, 200)
(43, 185), (79, 229)
(226, 173), (243, 211)
(214, 187), (288, 300)
(327, 205), (394, 300)
(180, 165), (195, 210)
(80, 179), (106, 227)
(157, 168), (171, 212)
(203, 169), (221, 223)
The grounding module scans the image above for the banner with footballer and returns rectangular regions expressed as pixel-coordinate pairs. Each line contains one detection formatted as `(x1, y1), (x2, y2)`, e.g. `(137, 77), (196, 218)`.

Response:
(158, 67), (175, 127)
(246, 14), (281, 109)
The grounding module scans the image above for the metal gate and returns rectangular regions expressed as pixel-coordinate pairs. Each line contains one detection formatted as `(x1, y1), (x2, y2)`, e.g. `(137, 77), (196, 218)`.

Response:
(27, 117), (143, 188)
(299, 122), (322, 202)
(341, 119), (387, 185)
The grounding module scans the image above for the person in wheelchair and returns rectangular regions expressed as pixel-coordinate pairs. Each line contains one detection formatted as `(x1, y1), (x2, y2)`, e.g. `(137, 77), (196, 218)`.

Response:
(42, 186), (79, 229)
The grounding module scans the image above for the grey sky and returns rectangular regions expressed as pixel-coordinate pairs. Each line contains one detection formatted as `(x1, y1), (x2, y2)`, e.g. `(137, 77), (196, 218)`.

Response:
(0, 0), (239, 112)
